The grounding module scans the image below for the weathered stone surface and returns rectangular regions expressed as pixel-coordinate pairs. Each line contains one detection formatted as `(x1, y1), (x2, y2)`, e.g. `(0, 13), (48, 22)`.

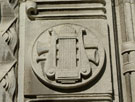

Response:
(0, 0), (135, 102)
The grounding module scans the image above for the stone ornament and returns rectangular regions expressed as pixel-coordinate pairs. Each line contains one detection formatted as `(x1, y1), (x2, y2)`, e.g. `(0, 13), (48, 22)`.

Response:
(26, 0), (106, 20)
(0, 0), (18, 101)
(26, 1), (37, 20)
(0, 18), (17, 100)
(1, 0), (132, 101)
(8, 0), (18, 8)
(31, 24), (105, 89)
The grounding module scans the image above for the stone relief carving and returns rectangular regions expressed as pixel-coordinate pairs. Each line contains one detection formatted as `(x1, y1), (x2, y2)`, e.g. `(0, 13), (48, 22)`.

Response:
(8, 0), (18, 8)
(120, 0), (135, 101)
(31, 24), (105, 89)
(20, 1), (115, 102)
(0, 0), (18, 101)
(26, 0), (106, 20)
(0, 19), (17, 98)
(0, 0), (132, 102)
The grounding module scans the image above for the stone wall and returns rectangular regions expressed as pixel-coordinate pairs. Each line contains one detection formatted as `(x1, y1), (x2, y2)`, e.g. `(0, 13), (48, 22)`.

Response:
(0, 0), (135, 102)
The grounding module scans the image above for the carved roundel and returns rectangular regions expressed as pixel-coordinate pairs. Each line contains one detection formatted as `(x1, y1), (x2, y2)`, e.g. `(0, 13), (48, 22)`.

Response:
(31, 23), (105, 89)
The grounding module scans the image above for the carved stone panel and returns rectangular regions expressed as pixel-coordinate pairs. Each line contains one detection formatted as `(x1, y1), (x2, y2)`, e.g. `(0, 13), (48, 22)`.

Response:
(31, 24), (105, 89)
(18, 0), (120, 102)
(1, 0), (134, 101)
(0, 0), (18, 102)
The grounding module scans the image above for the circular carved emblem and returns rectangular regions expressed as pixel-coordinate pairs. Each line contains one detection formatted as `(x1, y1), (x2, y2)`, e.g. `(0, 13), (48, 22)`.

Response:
(31, 24), (105, 89)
